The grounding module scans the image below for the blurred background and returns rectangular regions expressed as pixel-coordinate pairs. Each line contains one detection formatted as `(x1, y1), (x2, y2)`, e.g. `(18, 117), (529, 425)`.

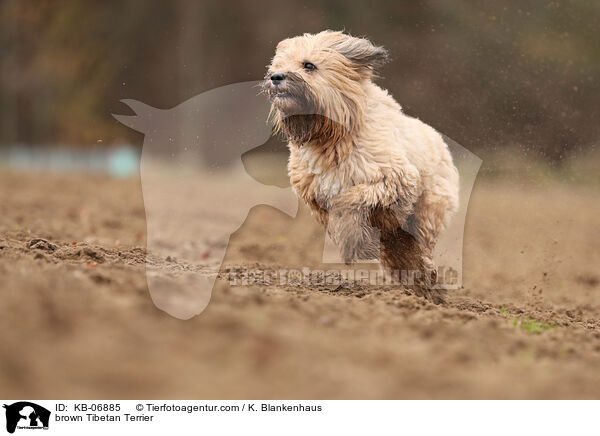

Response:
(1, 0), (600, 400)
(1, 0), (599, 179)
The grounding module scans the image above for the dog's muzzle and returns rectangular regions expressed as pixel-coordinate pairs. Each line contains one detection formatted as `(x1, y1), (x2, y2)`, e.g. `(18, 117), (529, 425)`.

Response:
(262, 71), (320, 118)
(270, 72), (286, 84)
(262, 74), (291, 101)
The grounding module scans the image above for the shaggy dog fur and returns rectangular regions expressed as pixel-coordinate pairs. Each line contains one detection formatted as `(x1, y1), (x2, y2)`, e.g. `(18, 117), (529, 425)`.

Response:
(262, 30), (459, 303)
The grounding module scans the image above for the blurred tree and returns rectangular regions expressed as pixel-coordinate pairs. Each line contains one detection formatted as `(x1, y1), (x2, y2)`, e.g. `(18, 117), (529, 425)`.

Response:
(1, 0), (598, 163)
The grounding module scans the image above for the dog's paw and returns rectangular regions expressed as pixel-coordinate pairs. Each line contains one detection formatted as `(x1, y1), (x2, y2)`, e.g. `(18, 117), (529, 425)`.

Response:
(408, 281), (447, 305)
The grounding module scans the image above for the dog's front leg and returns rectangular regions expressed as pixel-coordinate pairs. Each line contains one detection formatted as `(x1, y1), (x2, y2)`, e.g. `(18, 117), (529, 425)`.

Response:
(327, 170), (420, 263)
(327, 204), (380, 263)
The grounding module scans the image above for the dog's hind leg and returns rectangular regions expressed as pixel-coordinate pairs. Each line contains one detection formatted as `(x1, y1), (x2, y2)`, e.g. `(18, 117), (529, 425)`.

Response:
(411, 177), (458, 248)
(378, 227), (447, 304)
(408, 174), (459, 289)
(369, 207), (444, 303)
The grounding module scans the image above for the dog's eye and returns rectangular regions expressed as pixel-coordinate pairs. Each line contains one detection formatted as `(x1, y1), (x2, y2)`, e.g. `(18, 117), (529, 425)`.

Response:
(302, 62), (317, 71)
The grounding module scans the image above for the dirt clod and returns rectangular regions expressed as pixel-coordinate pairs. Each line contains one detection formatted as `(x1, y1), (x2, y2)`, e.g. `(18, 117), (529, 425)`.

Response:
(27, 238), (57, 252)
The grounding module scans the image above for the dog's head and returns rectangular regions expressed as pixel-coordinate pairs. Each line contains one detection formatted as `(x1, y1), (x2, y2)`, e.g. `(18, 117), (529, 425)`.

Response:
(262, 30), (389, 145)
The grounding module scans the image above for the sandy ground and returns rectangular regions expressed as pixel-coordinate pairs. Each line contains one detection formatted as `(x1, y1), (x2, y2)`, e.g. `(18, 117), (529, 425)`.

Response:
(1, 169), (599, 399)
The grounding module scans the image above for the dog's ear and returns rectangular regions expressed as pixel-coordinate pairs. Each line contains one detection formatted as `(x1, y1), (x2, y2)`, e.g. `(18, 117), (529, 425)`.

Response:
(333, 35), (389, 74)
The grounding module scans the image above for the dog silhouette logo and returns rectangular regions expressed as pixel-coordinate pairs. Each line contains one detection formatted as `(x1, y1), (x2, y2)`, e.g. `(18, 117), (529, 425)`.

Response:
(3, 402), (50, 433)
(113, 82), (298, 320)
(113, 81), (480, 319)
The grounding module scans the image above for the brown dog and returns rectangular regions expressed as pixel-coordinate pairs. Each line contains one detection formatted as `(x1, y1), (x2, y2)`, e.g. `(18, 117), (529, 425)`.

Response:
(262, 30), (459, 303)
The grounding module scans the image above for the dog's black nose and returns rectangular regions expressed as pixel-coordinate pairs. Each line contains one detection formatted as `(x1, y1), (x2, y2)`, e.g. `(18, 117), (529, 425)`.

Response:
(270, 73), (285, 84)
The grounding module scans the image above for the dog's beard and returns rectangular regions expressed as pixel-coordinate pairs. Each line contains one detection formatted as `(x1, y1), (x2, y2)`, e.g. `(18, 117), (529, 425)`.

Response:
(262, 72), (317, 115)
(262, 73), (348, 147)
(279, 114), (347, 146)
